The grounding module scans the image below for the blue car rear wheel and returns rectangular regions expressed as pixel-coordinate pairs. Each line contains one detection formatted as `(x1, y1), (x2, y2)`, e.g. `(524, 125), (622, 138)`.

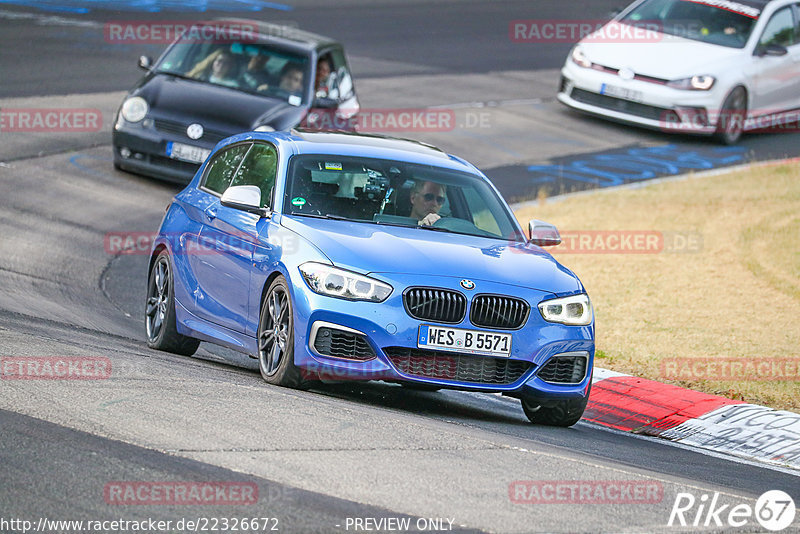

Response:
(145, 251), (200, 356)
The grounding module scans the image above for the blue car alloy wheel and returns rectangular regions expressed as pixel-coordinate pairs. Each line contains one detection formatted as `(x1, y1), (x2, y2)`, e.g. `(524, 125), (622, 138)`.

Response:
(145, 250), (201, 356)
(258, 276), (306, 388)
(146, 130), (595, 426)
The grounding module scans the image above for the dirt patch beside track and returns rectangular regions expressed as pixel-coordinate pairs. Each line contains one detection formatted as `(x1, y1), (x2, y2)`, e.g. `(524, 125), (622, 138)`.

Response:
(516, 161), (800, 412)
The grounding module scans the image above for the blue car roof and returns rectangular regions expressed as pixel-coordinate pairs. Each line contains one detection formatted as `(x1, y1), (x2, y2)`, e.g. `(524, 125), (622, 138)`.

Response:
(219, 130), (482, 175)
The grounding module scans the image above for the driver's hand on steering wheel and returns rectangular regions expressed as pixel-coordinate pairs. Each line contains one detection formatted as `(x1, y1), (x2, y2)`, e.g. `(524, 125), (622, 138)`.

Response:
(418, 213), (441, 226)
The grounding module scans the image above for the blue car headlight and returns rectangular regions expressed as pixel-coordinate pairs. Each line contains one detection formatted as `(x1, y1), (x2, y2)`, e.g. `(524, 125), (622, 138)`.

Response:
(538, 294), (593, 326)
(299, 262), (393, 302)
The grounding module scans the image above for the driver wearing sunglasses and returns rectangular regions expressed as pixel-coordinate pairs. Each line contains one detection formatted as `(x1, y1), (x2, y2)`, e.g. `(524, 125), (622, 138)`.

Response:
(409, 180), (446, 226)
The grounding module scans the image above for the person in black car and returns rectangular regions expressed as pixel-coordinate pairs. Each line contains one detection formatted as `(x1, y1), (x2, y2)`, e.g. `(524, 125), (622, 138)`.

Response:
(277, 62), (304, 97)
(241, 53), (273, 91)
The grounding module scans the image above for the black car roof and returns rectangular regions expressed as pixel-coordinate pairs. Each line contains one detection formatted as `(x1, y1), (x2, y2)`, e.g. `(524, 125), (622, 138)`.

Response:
(214, 18), (338, 51)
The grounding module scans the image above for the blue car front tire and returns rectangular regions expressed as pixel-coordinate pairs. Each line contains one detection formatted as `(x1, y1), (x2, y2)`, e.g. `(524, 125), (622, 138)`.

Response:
(258, 276), (307, 389)
(521, 382), (591, 427)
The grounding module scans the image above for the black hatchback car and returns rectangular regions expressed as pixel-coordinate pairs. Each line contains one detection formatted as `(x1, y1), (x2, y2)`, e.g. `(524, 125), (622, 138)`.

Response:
(112, 19), (359, 183)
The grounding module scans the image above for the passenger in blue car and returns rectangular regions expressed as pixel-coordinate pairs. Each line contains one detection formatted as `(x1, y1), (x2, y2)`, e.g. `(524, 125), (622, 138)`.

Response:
(409, 180), (446, 226)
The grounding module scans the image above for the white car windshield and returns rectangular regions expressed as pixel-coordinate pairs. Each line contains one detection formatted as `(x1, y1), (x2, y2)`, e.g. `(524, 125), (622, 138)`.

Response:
(621, 0), (761, 48)
(284, 155), (525, 241)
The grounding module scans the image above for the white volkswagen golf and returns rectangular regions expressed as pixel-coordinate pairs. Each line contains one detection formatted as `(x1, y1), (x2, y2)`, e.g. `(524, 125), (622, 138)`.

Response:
(557, 0), (800, 143)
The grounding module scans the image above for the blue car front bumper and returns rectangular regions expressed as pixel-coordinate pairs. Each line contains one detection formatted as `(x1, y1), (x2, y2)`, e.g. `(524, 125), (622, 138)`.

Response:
(287, 271), (594, 400)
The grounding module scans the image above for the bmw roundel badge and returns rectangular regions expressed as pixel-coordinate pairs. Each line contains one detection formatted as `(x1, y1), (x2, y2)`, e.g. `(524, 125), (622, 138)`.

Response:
(460, 279), (475, 290)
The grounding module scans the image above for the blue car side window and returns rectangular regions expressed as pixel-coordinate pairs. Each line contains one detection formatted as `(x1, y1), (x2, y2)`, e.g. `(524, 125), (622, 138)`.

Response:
(202, 143), (251, 195)
(229, 142), (278, 208)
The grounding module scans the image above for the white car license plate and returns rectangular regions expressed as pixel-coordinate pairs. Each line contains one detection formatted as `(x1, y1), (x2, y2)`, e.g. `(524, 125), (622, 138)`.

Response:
(418, 325), (511, 357)
(166, 142), (210, 164)
(600, 83), (643, 103)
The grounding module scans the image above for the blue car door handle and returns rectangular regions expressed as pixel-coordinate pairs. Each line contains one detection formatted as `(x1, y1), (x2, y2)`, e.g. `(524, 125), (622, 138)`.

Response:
(205, 206), (218, 221)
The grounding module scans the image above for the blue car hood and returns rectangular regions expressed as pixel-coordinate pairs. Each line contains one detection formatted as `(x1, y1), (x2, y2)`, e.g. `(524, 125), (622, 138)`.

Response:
(281, 217), (582, 295)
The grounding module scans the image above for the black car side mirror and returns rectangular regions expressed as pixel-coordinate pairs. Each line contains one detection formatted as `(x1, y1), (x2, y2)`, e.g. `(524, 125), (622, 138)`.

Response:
(138, 55), (153, 70)
(312, 96), (338, 109)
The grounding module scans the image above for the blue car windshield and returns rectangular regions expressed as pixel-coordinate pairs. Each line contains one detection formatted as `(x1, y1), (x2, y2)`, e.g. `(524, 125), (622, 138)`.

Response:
(284, 155), (524, 241)
(155, 36), (309, 104)
(621, 0), (760, 48)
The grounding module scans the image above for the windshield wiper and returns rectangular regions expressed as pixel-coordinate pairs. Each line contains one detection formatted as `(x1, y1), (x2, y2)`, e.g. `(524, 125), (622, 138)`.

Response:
(416, 225), (496, 239)
(292, 213), (357, 221)
(415, 225), (453, 233)
(156, 71), (204, 83)
(374, 220), (414, 228)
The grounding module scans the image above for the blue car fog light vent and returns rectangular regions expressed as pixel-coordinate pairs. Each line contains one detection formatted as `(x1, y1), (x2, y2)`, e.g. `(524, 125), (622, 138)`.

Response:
(312, 325), (376, 361)
(403, 287), (466, 324)
(470, 294), (530, 330)
(385, 347), (532, 385)
(536, 352), (588, 384)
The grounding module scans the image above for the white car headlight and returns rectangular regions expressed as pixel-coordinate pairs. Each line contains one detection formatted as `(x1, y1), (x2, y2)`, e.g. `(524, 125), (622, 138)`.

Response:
(538, 294), (593, 326)
(299, 262), (392, 302)
(667, 75), (715, 91)
(121, 96), (148, 122)
(570, 46), (592, 68)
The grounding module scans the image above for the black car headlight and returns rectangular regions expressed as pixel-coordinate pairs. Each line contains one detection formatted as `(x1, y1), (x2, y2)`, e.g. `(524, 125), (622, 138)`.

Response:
(121, 97), (148, 123)
(299, 262), (392, 302)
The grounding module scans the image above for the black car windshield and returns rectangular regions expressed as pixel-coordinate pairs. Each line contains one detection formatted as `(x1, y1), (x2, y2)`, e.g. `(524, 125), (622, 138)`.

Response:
(621, 0), (760, 48)
(156, 36), (309, 104)
(284, 155), (524, 241)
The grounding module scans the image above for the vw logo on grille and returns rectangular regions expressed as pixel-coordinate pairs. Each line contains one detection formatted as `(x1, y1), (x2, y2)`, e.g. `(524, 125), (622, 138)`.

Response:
(460, 279), (475, 290)
(186, 123), (204, 140)
(618, 67), (634, 81)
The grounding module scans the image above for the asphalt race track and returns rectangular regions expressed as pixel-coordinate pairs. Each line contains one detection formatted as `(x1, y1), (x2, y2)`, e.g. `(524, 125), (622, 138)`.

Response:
(1, 2), (799, 533)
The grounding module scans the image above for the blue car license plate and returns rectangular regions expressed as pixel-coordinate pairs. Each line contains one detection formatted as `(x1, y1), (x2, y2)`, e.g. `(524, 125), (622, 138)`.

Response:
(418, 325), (511, 357)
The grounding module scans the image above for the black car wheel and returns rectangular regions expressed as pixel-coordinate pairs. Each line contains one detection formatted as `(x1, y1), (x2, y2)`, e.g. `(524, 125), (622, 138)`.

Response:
(715, 86), (747, 145)
(145, 251), (200, 356)
(258, 276), (305, 388)
(521, 383), (591, 427)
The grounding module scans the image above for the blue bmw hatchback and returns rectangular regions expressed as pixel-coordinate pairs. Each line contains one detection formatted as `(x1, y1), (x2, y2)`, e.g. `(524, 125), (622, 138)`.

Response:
(146, 130), (594, 426)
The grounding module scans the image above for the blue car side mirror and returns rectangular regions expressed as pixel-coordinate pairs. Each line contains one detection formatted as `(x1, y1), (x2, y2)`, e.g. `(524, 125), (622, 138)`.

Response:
(528, 219), (562, 247)
(221, 185), (269, 217)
